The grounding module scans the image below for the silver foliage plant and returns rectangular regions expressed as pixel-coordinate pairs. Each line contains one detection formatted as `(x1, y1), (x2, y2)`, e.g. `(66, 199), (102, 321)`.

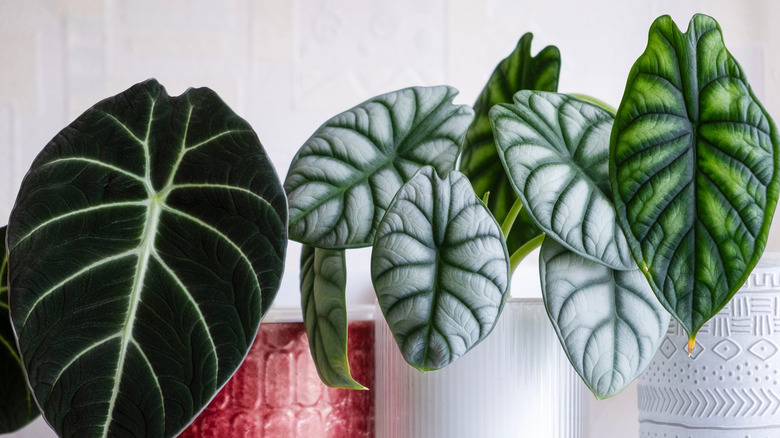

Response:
(286, 13), (780, 401)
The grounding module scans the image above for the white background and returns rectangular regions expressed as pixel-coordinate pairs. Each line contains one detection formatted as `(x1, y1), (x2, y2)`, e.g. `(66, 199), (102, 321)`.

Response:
(1, 1), (778, 436)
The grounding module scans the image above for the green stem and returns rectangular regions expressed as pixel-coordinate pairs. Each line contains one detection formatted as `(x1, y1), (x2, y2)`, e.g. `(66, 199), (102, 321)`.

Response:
(509, 234), (545, 274)
(501, 197), (524, 238)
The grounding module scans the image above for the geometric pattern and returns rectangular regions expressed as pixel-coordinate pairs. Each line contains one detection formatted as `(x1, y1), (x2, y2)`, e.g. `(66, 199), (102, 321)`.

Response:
(180, 321), (374, 438)
(711, 339), (741, 361)
(639, 256), (780, 436)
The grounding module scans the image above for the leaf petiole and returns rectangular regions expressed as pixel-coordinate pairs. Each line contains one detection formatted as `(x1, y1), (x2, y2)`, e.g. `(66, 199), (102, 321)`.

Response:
(509, 233), (544, 274)
(501, 197), (524, 238)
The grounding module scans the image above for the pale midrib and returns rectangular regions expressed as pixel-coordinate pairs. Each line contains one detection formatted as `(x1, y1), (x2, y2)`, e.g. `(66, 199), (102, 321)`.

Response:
(102, 99), (159, 438)
(101, 199), (161, 438)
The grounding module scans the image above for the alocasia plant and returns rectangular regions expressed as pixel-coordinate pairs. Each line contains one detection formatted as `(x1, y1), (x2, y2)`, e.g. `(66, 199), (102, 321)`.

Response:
(289, 13), (780, 403)
(5, 79), (288, 437)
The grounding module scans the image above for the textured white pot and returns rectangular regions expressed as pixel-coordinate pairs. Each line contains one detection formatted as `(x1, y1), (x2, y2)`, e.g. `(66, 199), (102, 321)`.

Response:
(375, 298), (586, 438)
(638, 254), (780, 438)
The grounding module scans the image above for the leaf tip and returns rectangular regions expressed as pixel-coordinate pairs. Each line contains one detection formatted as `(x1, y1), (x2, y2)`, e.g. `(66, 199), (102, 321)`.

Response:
(687, 337), (696, 356)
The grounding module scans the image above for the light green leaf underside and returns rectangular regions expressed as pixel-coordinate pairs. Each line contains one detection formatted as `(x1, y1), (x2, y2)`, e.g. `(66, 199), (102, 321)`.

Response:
(610, 14), (780, 338)
(300, 246), (365, 390)
(459, 33), (560, 255)
(8, 79), (288, 437)
(491, 91), (634, 270)
(285, 86), (474, 249)
(540, 239), (669, 399)
(372, 167), (510, 371)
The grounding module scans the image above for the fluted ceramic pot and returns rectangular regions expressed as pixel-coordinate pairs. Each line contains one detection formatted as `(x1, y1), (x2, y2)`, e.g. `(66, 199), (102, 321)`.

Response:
(639, 254), (780, 438)
(181, 306), (375, 437)
(375, 298), (586, 438)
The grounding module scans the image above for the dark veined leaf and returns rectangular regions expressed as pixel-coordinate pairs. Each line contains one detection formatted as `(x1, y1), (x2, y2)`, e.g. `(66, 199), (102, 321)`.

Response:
(372, 167), (510, 371)
(610, 14), (780, 341)
(0, 226), (40, 433)
(491, 91), (634, 270)
(7, 79), (288, 437)
(285, 86), (474, 249)
(459, 33), (560, 255)
(300, 245), (365, 389)
(540, 239), (669, 399)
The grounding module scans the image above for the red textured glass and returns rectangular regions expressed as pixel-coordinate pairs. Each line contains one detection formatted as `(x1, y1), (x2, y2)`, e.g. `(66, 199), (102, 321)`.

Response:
(181, 312), (375, 438)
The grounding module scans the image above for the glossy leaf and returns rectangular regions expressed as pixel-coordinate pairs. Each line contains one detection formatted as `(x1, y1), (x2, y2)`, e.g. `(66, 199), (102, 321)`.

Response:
(540, 239), (669, 399)
(285, 86), (474, 249)
(372, 167), (510, 371)
(610, 14), (780, 339)
(491, 91), (634, 270)
(460, 33), (560, 255)
(0, 226), (40, 433)
(300, 245), (365, 389)
(8, 80), (288, 437)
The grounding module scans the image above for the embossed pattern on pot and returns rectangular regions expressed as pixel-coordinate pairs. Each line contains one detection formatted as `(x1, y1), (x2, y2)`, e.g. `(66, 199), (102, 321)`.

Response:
(181, 321), (374, 437)
(638, 254), (780, 438)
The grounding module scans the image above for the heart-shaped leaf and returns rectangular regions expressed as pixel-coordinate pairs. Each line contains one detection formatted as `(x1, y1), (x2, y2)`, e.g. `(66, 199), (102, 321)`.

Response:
(610, 14), (780, 339)
(459, 33), (560, 254)
(0, 226), (40, 433)
(300, 245), (365, 389)
(372, 166), (510, 371)
(8, 79), (288, 437)
(540, 239), (669, 399)
(491, 91), (634, 270)
(285, 86), (474, 249)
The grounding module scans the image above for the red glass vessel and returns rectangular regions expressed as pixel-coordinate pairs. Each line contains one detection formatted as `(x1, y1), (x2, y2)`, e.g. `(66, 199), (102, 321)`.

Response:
(181, 309), (374, 437)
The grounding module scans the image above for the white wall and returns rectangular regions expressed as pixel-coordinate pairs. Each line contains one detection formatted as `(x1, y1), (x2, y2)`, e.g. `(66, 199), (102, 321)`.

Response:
(1, 1), (777, 436)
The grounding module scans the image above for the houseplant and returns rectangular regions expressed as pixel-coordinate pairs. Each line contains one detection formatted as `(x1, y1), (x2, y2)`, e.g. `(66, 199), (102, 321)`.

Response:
(0, 79), (289, 437)
(286, 12), (779, 403)
(0, 11), (776, 438)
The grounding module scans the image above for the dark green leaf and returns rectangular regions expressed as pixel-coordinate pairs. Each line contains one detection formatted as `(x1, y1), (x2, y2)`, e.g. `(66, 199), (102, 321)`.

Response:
(285, 86), (474, 249)
(459, 33), (560, 254)
(491, 91), (633, 270)
(300, 245), (365, 389)
(372, 167), (510, 371)
(610, 14), (780, 339)
(540, 239), (669, 399)
(8, 79), (288, 437)
(0, 226), (40, 433)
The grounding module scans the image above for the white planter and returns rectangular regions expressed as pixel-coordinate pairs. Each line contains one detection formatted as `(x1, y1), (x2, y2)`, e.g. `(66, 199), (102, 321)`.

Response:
(638, 254), (780, 438)
(375, 298), (586, 438)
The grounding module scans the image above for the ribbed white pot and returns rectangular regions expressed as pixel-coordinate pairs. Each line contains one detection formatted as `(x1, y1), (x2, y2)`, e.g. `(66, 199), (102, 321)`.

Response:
(375, 298), (586, 438)
(638, 254), (780, 438)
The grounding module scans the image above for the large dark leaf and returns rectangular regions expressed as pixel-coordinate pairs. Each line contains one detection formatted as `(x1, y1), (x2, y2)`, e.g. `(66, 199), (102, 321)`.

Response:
(300, 245), (365, 389)
(7, 80), (288, 437)
(372, 167), (510, 371)
(459, 33), (560, 254)
(610, 14), (780, 340)
(285, 86), (474, 249)
(0, 226), (40, 433)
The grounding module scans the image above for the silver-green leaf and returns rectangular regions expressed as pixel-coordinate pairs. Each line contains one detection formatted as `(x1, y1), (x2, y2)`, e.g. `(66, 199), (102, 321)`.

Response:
(491, 91), (633, 270)
(300, 245), (365, 390)
(8, 79), (288, 437)
(285, 86), (474, 249)
(610, 14), (780, 340)
(372, 167), (510, 371)
(540, 239), (669, 399)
